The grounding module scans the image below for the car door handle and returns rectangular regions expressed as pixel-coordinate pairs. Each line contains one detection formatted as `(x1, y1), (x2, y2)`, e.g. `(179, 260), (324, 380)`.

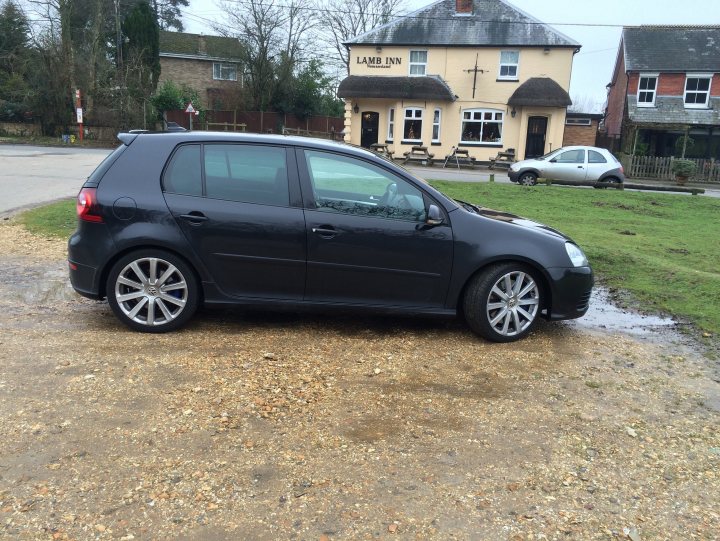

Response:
(312, 226), (337, 238)
(180, 212), (208, 224)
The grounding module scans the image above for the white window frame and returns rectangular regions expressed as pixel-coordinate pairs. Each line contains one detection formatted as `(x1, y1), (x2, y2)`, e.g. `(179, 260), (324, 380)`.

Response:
(213, 62), (238, 81)
(565, 117), (592, 126)
(432, 108), (441, 142)
(498, 51), (519, 80)
(402, 108), (423, 142)
(637, 73), (658, 107)
(684, 74), (712, 108)
(387, 108), (395, 141)
(460, 109), (504, 145)
(409, 50), (427, 76)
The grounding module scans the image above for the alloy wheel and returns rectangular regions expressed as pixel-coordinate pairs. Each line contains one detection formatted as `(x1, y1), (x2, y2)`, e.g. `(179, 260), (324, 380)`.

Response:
(485, 270), (540, 337)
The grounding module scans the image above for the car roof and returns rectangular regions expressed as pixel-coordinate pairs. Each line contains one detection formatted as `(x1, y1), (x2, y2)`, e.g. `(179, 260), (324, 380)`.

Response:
(121, 131), (379, 161)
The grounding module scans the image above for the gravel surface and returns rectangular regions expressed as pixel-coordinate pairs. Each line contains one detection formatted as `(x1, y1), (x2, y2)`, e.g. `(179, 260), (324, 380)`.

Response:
(0, 222), (718, 540)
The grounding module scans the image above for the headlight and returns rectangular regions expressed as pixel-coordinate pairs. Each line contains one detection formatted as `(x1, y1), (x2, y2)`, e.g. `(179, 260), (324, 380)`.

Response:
(565, 242), (588, 267)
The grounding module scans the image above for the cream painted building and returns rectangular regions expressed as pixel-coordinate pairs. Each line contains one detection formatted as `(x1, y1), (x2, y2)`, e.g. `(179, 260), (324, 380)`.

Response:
(338, 0), (580, 161)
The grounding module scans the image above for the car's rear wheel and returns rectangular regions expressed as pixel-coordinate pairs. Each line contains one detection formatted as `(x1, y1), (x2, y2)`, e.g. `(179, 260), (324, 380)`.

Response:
(518, 172), (538, 186)
(594, 176), (623, 189)
(106, 250), (199, 332)
(463, 263), (542, 342)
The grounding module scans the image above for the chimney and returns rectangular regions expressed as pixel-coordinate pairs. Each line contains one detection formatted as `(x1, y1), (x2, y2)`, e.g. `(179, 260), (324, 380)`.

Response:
(198, 35), (207, 56)
(455, 0), (473, 14)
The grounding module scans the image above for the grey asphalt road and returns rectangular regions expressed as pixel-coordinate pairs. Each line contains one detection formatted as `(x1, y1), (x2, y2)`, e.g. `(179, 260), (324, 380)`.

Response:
(1, 144), (718, 217)
(0, 145), (110, 216)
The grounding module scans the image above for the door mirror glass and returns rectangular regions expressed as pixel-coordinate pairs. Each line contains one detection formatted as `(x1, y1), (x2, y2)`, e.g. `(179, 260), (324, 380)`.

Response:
(426, 204), (443, 226)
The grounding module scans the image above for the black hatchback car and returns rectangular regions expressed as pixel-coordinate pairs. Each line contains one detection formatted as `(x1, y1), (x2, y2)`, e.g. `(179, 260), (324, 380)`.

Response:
(68, 132), (592, 342)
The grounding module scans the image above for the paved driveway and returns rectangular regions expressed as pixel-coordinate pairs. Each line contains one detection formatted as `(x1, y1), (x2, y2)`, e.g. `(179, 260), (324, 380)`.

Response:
(0, 145), (110, 215)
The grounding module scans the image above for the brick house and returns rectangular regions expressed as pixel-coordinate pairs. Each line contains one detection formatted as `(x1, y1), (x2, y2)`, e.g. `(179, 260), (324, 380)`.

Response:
(563, 112), (602, 147)
(337, 0), (580, 161)
(159, 31), (244, 110)
(603, 26), (720, 159)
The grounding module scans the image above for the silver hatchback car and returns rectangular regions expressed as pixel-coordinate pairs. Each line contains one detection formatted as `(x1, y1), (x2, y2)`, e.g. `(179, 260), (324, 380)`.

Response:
(508, 146), (624, 186)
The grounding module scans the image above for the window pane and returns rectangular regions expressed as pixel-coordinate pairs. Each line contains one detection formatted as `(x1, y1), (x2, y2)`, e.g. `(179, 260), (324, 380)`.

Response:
(404, 118), (422, 139)
(163, 145), (202, 196)
(432, 125), (439, 140)
(460, 109), (504, 143)
(389, 109), (394, 121)
(500, 51), (519, 63)
(433, 110), (440, 123)
(698, 78), (710, 91)
(557, 149), (585, 163)
(204, 145), (288, 206)
(588, 150), (607, 163)
(304, 151), (426, 222)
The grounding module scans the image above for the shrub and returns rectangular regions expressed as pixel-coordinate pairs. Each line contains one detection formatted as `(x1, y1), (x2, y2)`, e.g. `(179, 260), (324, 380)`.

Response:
(672, 159), (697, 178)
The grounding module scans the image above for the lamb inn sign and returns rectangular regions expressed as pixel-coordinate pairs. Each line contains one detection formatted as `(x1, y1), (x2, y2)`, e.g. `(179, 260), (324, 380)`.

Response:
(355, 56), (402, 68)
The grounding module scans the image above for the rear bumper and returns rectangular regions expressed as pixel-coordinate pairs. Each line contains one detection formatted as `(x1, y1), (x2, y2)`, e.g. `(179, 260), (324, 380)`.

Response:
(545, 266), (593, 321)
(68, 224), (116, 300)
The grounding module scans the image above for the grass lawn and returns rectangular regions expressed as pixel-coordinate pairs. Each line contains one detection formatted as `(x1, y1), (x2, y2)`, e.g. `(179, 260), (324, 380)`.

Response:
(429, 181), (720, 335)
(14, 184), (720, 335)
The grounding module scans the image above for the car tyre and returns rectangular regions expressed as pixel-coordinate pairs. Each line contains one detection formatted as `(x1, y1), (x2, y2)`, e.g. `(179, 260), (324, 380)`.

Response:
(106, 249), (199, 333)
(594, 176), (623, 189)
(463, 263), (543, 342)
(517, 172), (538, 186)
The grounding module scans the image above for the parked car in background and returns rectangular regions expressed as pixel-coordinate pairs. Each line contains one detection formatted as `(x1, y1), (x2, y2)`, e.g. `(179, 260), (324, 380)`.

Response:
(69, 132), (593, 342)
(508, 146), (624, 186)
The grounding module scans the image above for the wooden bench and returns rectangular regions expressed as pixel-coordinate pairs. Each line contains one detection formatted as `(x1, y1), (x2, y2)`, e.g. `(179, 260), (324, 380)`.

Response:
(488, 149), (516, 169)
(443, 147), (476, 169)
(370, 143), (394, 159)
(402, 145), (435, 166)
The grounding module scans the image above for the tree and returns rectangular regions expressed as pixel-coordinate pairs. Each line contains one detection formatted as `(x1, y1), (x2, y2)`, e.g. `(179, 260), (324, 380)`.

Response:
(122, 1), (160, 96)
(318, 0), (404, 75)
(290, 58), (343, 118)
(0, 1), (33, 121)
(151, 0), (188, 31)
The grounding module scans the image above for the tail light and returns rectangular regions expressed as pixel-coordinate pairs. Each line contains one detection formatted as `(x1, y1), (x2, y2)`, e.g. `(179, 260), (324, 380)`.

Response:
(77, 188), (103, 223)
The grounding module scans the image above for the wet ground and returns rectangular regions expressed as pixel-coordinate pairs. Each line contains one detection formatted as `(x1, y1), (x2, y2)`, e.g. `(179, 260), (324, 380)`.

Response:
(0, 222), (718, 540)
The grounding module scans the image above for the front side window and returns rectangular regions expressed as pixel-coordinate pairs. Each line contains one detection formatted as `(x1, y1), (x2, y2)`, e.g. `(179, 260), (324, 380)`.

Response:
(409, 50), (427, 76)
(403, 108), (423, 141)
(163, 144), (202, 196)
(432, 109), (441, 142)
(387, 108), (395, 141)
(204, 144), (288, 206)
(684, 75), (711, 108)
(304, 150), (426, 222)
(637, 74), (657, 106)
(554, 149), (585, 163)
(460, 109), (503, 144)
(498, 51), (519, 80)
(213, 62), (238, 81)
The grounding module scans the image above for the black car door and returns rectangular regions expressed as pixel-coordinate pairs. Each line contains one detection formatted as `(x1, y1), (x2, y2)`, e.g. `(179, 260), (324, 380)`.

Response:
(162, 143), (306, 300)
(297, 148), (453, 308)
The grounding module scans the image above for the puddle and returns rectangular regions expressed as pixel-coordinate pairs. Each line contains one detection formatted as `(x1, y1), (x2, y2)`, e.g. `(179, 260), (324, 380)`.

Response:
(569, 287), (676, 336)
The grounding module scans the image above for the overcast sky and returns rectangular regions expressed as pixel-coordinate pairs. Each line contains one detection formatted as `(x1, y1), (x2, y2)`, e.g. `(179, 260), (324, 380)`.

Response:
(183, 0), (719, 112)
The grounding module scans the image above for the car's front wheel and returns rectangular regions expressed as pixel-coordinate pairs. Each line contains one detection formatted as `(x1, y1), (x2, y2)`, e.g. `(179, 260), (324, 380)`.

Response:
(106, 250), (199, 332)
(517, 171), (538, 186)
(463, 263), (543, 342)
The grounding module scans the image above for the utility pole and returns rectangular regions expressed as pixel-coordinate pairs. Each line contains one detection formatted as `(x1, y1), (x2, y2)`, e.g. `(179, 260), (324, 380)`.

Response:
(464, 54), (486, 99)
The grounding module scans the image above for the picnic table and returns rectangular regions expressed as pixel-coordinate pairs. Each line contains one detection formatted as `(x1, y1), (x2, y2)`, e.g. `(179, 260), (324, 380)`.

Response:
(488, 149), (516, 169)
(370, 143), (393, 159)
(402, 145), (435, 166)
(443, 147), (476, 169)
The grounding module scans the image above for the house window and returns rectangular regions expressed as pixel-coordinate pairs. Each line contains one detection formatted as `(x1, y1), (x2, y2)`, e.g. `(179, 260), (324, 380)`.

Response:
(498, 51), (519, 80)
(565, 118), (591, 126)
(637, 74), (658, 107)
(684, 75), (712, 108)
(460, 109), (503, 145)
(432, 109), (441, 142)
(213, 62), (237, 81)
(409, 50), (427, 76)
(403, 108), (423, 141)
(387, 108), (395, 141)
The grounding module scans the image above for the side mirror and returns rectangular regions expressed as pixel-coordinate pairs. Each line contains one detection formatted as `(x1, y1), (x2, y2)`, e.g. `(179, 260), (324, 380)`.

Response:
(426, 204), (444, 226)
(549, 158), (557, 163)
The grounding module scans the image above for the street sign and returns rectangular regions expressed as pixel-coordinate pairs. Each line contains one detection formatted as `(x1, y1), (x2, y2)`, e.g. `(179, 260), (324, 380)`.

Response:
(185, 103), (195, 113)
(76, 108), (83, 124)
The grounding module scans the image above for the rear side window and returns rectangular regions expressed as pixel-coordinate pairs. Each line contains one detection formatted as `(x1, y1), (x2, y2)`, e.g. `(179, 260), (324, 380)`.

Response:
(588, 150), (607, 163)
(163, 145), (202, 196)
(204, 144), (288, 206)
(86, 144), (127, 186)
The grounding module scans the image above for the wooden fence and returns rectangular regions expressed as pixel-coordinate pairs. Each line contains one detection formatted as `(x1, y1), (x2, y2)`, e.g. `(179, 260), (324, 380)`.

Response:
(628, 155), (720, 183)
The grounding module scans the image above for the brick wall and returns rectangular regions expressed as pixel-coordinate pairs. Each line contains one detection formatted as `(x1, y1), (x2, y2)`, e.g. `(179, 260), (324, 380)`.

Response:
(628, 72), (720, 97)
(563, 120), (599, 147)
(159, 57), (240, 108)
(605, 49), (627, 138)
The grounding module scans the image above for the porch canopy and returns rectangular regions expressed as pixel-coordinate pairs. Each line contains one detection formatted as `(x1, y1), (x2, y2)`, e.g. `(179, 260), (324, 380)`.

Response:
(508, 77), (571, 107)
(338, 75), (457, 101)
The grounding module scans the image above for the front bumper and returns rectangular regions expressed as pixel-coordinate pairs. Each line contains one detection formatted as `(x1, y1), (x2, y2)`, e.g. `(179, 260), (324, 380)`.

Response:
(507, 169), (519, 182)
(545, 266), (594, 321)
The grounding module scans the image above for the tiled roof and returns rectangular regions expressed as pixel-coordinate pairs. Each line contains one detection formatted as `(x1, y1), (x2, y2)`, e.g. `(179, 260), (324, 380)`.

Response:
(346, 0), (579, 48)
(623, 26), (720, 72)
(159, 31), (243, 61)
(337, 75), (457, 101)
(507, 77), (571, 107)
(628, 96), (720, 125)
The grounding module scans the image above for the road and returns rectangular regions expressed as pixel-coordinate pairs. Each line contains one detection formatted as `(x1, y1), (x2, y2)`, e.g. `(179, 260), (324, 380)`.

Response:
(1, 144), (718, 217)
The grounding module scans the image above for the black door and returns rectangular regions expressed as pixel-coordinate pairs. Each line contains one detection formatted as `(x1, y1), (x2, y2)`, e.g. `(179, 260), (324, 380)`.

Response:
(360, 112), (379, 148)
(525, 116), (548, 159)
(298, 149), (454, 308)
(163, 143), (306, 300)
